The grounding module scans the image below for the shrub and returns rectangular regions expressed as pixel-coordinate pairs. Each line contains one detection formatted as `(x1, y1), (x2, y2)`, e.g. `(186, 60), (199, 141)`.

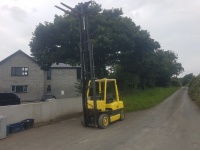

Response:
(170, 77), (182, 87)
(188, 75), (200, 105)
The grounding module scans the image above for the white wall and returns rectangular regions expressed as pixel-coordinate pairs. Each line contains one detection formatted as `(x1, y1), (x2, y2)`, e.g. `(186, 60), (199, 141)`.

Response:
(0, 97), (82, 125)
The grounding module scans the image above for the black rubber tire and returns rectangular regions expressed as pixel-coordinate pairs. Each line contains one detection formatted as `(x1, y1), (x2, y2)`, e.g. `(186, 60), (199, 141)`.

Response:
(98, 114), (109, 129)
(120, 109), (125, 121)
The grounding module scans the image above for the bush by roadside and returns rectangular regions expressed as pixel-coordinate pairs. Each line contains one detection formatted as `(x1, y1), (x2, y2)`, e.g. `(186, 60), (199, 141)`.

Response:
(188, 75), (200, 106)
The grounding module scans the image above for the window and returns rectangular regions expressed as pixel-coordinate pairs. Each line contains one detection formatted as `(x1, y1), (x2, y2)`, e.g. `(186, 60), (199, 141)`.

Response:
(11, 85), (28, 93)
(47, 85), (51, 92)
(11, 67), (29, 76)
(47, 69), (51, 80)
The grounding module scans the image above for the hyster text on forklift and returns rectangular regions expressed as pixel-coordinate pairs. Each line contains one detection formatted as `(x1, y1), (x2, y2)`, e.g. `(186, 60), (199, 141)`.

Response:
(55, 1), (125, 129)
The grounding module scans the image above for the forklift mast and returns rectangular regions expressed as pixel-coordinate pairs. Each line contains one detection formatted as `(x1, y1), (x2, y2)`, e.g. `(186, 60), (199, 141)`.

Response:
(55, 1), (99, 127)
(77, 2), (97, 127)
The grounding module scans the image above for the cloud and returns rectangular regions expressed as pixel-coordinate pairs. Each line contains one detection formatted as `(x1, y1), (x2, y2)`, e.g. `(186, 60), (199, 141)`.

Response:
(0, 0), (200, 76)
(0, 4), (32, 59)
(1, 5), (28, 23)
(9, 6), (28, 22)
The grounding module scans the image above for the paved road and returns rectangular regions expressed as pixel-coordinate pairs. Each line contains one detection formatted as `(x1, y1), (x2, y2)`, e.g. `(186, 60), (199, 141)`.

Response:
(1, 87), (200, 150)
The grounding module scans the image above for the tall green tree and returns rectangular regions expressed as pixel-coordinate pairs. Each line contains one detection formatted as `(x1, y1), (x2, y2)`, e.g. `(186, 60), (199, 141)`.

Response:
(152, 50), (184, 86)
(30, 2), (183, 89)
(111, 49), (184, 89)
(182, 73), (195, 86)
(30, 2), (159, 75)
(30, 16), (80, 70)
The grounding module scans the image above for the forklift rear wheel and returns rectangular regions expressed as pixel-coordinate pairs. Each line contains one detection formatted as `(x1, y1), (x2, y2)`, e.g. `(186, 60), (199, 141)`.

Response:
(120, 109), (125, 121)
(98, 114), (109, 129)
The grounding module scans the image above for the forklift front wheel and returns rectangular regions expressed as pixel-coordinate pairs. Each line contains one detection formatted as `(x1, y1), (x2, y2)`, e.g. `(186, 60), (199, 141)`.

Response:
(98, 114), (109, 129)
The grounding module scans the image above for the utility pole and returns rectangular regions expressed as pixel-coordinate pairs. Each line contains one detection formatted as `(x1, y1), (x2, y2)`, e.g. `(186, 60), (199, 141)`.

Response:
(55, 1), (97, 127)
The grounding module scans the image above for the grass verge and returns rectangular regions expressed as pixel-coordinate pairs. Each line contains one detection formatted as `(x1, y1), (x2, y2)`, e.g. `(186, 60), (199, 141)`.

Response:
(121, 87), (180, 112)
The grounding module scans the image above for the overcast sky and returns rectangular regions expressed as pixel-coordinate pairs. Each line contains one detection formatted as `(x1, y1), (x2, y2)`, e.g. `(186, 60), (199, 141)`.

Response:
(0, 0), (200, 77)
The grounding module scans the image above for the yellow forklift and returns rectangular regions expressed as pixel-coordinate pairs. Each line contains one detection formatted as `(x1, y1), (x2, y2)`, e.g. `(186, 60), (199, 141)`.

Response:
(83, 78), (125, 128)
(55, 2), (125, 128)
(75, 2), (125, 128)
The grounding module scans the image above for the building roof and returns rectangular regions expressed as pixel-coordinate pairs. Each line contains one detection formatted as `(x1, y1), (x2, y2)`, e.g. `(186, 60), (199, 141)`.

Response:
(51, 63), (73, 68)
(0, 50), (37, 65)
(0, 50), (80, 69)
(51, 63), (80, 69)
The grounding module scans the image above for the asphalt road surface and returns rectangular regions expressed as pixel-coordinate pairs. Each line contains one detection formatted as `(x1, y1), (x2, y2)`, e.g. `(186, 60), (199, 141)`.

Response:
(1, 87), (200, 150)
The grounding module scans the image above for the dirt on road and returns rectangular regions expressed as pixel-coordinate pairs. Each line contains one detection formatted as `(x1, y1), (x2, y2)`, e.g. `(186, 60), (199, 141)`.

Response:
(1, 87), (200, 150)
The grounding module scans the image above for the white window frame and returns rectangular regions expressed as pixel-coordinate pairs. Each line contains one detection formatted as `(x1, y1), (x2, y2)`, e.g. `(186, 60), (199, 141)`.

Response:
(11, 85), (28, 93)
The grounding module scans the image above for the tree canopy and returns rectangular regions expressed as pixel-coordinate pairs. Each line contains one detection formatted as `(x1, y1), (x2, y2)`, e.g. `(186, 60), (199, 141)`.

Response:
(30, 2), (184, 90)
(182, 73), (195, 86)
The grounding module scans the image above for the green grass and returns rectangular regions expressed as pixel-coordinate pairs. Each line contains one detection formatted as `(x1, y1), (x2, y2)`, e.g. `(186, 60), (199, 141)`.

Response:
(121, 87), (180, 112)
